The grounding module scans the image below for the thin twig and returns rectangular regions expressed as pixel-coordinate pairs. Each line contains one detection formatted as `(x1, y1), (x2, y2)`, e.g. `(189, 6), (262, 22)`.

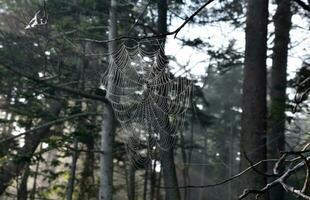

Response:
(240, 144), (310, 199)
(82, 0), (215, 43)
(239, 156), (310, 200)
(300, 154), (310, 193)
(273, 154), (287, 175)
(282, 183), (310, 200)
(300, 143), (310, 193)
(127, 0), (152, 34)
(244, 151), (278, 177)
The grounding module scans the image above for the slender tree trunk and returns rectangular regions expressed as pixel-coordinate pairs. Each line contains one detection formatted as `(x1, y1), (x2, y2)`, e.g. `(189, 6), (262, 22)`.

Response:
(240, 0), (269, 199)
(17, 120), (33, 200)
(17, 164), (30, 200)
(99, 1), (117, 199)
(198, 128), (208, 200)
(126, 164), (135, 200)
(66, 139), (79, 200)
(24, 151), (39, 200)
(99, 103), (116, 200)
(29, 144), (42, 200)
(143, 165), (149, 200)
(156, 170), (163, 200)
(180, 131), (188, 200)
(228, 111), (234, 200)
(78, 132), (95, 200)
(150, 160), (157, 200)
(157, 1), (181, 200)
(269, 0), (292, 199)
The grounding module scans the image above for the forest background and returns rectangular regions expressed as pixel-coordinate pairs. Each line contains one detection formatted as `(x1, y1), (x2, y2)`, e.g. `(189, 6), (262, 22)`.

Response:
(0, 0), (309, 200)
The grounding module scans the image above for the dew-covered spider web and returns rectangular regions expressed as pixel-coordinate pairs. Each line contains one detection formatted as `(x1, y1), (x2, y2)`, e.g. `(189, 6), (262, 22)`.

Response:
(101, 39), (193, 167)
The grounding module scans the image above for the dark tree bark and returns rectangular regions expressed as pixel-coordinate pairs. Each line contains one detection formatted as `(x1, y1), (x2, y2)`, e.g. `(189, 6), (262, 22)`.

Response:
(17, 164), (30, 200)
(157, 1), (181, 200)
(143, 165), (149, 200)
(240, 0), (269, 199)
(66, 139), (79, 200)
(17, 121), (33, 200)
(78, 133), (95, 200)
(269, 0), (292, 199)
(156, 170), (163, 200)
(126, 164), (135, 200)
(29, 145), (41, 200)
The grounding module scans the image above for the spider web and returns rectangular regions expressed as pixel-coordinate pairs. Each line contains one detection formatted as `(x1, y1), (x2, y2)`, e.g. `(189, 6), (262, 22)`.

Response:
(101, 40), (193, 167)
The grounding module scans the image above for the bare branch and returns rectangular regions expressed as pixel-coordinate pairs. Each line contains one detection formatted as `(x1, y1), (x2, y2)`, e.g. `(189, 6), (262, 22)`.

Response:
(282, 183), (310, 200)
(293, 0), (310, 12)
(301, 143), (310, 193)
(301, 155), (310, 193)
(239, 153), (310, 200)
(82, 0), (215, 43)
(156, 158), (280, 189)
(274, 154), (287, 175)
(244, 151), (278, 177)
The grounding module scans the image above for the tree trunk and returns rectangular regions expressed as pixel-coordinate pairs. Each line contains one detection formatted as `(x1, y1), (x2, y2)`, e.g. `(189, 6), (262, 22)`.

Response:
(78, 132), (95, 200)
(126, 164), (135, 200)
(269, 0), (292, 199)
(66, 139), (79, 200)
(228, 111), (235, 200)
(180, 130), (189, 200)
(17, 164), (30, 200)
(240, 0), (269, 199)
(150, 160), (157, 200)
(157, 1), (181, 200)
(99, 103), (116, 200)
(156, 170), (162, 200)
(0, 99), (62, 195)
(143, 165), (149, 200)
(29, 144), (42, 200)
(17, 121), (33, 200)
(99, 1), (117, 199)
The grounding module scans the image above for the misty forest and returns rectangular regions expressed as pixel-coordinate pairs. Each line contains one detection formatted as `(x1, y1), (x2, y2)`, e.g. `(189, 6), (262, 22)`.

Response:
(0, 0), (310, 200)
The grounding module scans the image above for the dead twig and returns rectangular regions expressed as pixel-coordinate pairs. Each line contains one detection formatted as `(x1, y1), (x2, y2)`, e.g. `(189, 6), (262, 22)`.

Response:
(239, 144), (310, 200)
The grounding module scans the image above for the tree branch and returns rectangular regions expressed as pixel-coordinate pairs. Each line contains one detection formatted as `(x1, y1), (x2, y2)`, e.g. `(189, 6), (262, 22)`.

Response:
(239, 157), (310, 199)
(244, 151), (278, 177)
(0, 112), (99, 144)
(3, 64), (109, 103)
(239, 144), (310, 200)
(156, 149), (310, 200)
(293, 0), (310, 12)
(82, 0), (215, 43)
(156, 158), (280, 189)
